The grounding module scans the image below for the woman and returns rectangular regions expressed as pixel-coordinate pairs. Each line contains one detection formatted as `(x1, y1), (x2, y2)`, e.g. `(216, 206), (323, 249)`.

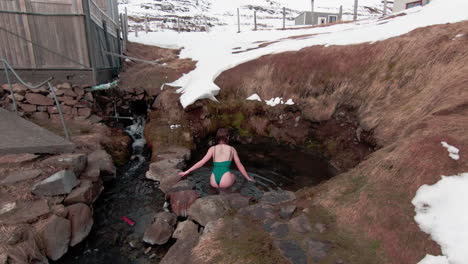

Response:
(178, 128), (255, 191)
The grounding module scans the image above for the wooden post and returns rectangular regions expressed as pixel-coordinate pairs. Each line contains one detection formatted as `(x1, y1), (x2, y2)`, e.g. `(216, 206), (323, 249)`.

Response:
(124, 7), (128, 42)
(282, 7), (286, 29)
(354, 0), (358, 21)
(144, 15), (149, 33)
(135, 25), (138, 37)
(383, 0), (388, 16)
(254, 10), (257, 31)
(18, 0), (36, 68)
(237, 8), (240, 33)
(83, 0), (97, 84)
(177, 17), (180, 33)
(339, 5), (343, 21)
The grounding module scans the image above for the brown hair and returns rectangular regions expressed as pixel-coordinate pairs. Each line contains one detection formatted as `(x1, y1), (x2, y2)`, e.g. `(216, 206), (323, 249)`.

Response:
(215, 128), (229, 144)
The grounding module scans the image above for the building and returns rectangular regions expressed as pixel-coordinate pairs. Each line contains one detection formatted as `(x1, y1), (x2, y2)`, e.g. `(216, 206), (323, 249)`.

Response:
(294, 0), (342, 26)
(0, 0), (124, 85)
(393, 0), (431, 13)
(295, 11), (342, 26)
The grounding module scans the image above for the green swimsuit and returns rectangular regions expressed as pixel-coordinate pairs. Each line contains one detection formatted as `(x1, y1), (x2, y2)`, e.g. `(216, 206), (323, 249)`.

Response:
(212, 146), (233, 185)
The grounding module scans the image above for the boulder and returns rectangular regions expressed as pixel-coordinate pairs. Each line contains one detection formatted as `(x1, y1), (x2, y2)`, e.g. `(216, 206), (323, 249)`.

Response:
(57, 83), (72, 90)
(187, 195), (231, 226)
(81, 150), (115, 182)
(157, 147), (191, 162)
(25, 93), (54, 105)
(160, 231), (200, 264)
(42, 153), (87, 175)
(37, 106), (47, 112)
(74, 87), (85, 97)
(31, 111), (49, 121)
(0, 199), (49, 224)
(143, 212), (177, 245)
(0, 253), (6, 264)
(305, 239), (329, 262)
(263, 221), (289, 239)
(275, 240), (307, 264)
(146, 159), (184, 182)
(77, 108), (91, 118)
(32, 170), (79, 196)
(19, 103), (36, 113)
(63, 98), (77, 106)
(64, 179), (103, 205)
(279, 205), (297, 219)
(289, 214), (313, 234)
(260, 190), (296, 205)
(0, 154), (38, 165)
(36, 215), (71, 260)
(84, 92), (93, 102)
(239, 204), (277, 221)
(12, 83), (28, 94)
(47, 106), (59, 114)
(0, 169), (42, 185)
(51, 204), (69, 218)
(63, 89), (77, 97)
(0, 224), (29, 245)
(67, 203), (93, 246)
(223, 193), (250, 209)
(88, 115), (103, 124)
(173, 220), (198, 240)
(168, 190), (199, 217)
(7, 93), (24, 102)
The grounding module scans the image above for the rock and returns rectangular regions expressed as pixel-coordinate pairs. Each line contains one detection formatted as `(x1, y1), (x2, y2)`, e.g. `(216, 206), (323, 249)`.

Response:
(77, 107), (91, 118)
(67, 203), (93, 246)
(32, 170), (79, 196)
(275, 240), (307, 264)
(239, 204), (276, 221)
(52, 204), (69, 218)
(36, 215), (71, 260)
(84, 92), (93, 102)
(64, 179), (103, 205)
(168, 190), (200, 217)
(47, 106), (59, 114)
(289, 214), (313, 234)
(63, 89), (77, 97)
(260, 190), (296, 205)
(37, 106), (47, 112)
(0, 225), (28, 245)
(315, 223), (326, 233)
(157, 147), (191, 161)
(19, 103), (36, 112)
(0, 253), (6, 264)
(57, 83), (72, 90)
(160, 232), (200, 264)
(31, 111), (49, 120)
(12, 83), (28, 94)
(42, 153), (87, 175)
(143, 212), (177, 245)
(25, 93), (54, 105)
(0, 199), (49, 224)
(74, 87), (85, 97)
(0, 169), (42, 185)
(187, 195), (231, 226)
(173, 220), (198, 240)
(223, 193), (250, 209)
(305, 239), (329, 262)
(63, 98), (77, 106)
(7, 93), (24, 101)
(81, 150), (116, 182)
(0, 154), (38, 165)
(280, 205), (297, 219)
(88, 115), (102, 123)
(146, 159), (184, 182)
(263, 220), (289, 239)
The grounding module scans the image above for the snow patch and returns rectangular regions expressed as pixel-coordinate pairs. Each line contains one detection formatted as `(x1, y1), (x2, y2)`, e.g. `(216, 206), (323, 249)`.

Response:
(285, 98), (295, 105)
(170, 124), (181, 129)
(441, 141), (460, 160)
(246, 93), (262, 102)
(265, 97), (294, 106)
(413, 173), (468, 264)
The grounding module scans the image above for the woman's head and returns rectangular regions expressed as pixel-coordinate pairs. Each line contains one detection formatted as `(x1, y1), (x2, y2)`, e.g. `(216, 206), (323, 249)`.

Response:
(215, 128), (229, 144)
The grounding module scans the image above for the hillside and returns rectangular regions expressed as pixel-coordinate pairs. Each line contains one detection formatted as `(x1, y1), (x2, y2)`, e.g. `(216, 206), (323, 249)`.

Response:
(118, 0), (389, 32)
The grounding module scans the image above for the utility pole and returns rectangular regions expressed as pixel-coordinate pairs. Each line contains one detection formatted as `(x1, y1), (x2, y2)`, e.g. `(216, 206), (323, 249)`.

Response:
(354, 0), (358, 21)
(383, 0), (388, 16)
(144, 15), (149, 33)
(311, 0), (314, 13)
(237, 8), (241, 33)
(339, 5), (343, 21)
(254, 10), (257, 31)
(282, 7), (286, 29)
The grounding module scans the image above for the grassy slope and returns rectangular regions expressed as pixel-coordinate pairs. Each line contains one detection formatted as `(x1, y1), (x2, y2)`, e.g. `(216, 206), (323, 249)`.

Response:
(214, 21), (468, 263)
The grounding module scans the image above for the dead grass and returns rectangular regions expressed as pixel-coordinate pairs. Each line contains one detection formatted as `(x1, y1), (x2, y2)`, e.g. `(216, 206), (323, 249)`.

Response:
(214, 21), (468, 263)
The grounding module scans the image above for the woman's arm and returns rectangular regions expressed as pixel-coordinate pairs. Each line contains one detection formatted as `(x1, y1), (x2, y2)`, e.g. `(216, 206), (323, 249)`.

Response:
(233, 148), (255, 182)
(178, 147), (214, 177)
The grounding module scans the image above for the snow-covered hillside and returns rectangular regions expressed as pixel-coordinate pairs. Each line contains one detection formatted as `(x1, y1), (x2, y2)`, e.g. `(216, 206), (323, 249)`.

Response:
(119, 0), (389, 32)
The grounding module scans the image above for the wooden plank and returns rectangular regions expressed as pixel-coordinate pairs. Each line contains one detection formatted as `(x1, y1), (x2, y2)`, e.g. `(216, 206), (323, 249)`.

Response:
(19, 0), (36, 68)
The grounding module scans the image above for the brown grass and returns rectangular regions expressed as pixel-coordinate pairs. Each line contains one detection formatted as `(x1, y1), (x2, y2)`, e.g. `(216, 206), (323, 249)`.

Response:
(214, 21), (468, 263)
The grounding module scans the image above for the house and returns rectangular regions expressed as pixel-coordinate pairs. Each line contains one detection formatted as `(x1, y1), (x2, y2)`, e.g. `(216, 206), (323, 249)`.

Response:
(393, 0), (431, 13)
(0, 0), (123, 85)
(295, 11), (342, 26)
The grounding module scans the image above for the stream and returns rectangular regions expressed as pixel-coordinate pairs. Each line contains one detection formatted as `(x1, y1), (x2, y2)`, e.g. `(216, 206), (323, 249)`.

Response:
(55, 117), (170, 264)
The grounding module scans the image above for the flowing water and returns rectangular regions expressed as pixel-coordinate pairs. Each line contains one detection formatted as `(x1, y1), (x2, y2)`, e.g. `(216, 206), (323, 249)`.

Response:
(56, 117), (169, 264)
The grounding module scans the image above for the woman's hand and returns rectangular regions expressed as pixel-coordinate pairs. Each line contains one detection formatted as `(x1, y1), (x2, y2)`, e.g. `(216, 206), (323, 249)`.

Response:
(178, 171), (189, 177)
(247, 177), (256, 183)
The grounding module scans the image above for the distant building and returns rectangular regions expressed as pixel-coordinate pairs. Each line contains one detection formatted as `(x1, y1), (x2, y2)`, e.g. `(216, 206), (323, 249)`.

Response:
(294, 0), (342, 26)
(295, 11), (342, 26)
(393, 0), (431, 13)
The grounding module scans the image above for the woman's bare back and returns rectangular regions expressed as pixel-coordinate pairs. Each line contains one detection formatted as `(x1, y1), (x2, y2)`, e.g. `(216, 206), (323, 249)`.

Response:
(213, 144), (233, 162)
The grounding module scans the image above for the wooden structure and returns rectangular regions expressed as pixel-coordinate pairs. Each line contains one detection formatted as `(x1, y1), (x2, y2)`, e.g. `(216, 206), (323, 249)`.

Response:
(0, 0), (124, 85)
(393, 0), (431, 12)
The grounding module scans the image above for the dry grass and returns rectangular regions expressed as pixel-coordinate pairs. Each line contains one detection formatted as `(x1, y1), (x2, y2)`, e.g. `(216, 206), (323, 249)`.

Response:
(214, 21), (468, 263)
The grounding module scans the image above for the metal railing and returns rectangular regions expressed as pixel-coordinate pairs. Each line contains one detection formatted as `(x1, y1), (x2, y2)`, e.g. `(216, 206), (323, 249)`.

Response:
(1, 59), (71, 141)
